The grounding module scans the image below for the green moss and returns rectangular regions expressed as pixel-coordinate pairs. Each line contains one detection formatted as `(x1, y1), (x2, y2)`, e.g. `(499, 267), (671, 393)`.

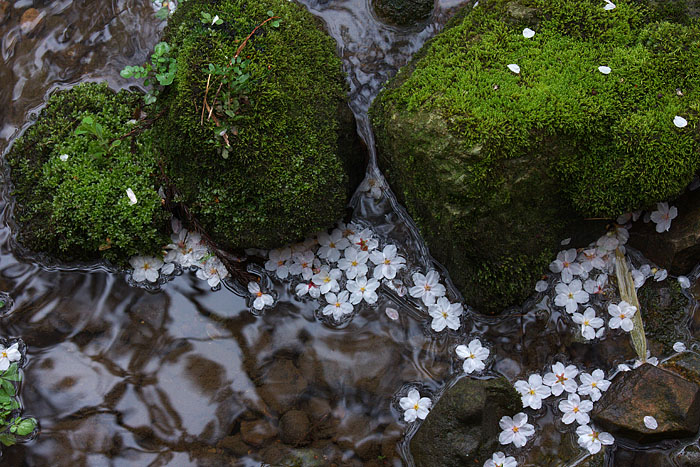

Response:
(156, 0), (360, 250)
(6, 83), (169, 265)
(371, 0), (700, 312)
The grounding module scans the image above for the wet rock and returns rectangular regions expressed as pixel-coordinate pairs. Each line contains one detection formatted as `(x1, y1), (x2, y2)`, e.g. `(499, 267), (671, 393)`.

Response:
(638, 280), (690, 352)
(0, 1), (9, 26)
(20, 8), (44, 36)
(380, 422), (403, 460)
(303, 397), (332, 423)
(257, 359), (308, 414)
(612, 448), (674, 467)
(336, 413), (380, 460)
(663, 352), (700, 387)
(372, 0), (434, 26)
(260, 444), (287, 464)
(592, 364), (700, 443)
(240, 419), (278, 446)
(629, 189), (700, 275)
(279, 410), (311, 445)
(410, 376), (522, 467)
(279, 448), (328, 466)
(217, 433), (250, 457)
(676, 443), (700, 467)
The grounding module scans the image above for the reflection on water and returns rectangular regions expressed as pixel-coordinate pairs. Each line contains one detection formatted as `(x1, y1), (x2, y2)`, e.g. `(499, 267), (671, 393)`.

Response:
(1, 0), (700, 466)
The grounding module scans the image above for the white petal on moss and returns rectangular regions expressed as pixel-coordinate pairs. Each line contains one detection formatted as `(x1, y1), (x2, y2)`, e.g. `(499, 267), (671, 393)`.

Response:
(678, 276), (691, 288)
(674, 116), (688, 128)
(560, 237), (571, 245)
(535, 280), (548, 292)
(598, 66), (611, 74)
(126, 188), (138, 205)
(59, 154), (69, 161)
(507, 64), (521, 74)
(523, 27), (535, 38)
(603, 1), (616, 10)
(644, 415), (658, 430)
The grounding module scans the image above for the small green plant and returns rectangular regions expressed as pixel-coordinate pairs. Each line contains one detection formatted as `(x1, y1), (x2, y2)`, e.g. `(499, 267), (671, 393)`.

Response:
(201, 11), (223, 25)
(120, 42), (177, 104)
(0, 361), (37, 447)
(74, 115), (122, 162)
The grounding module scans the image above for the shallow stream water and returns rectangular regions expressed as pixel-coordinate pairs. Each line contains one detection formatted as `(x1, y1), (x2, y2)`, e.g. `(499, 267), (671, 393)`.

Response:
(1, 1), (700, 466)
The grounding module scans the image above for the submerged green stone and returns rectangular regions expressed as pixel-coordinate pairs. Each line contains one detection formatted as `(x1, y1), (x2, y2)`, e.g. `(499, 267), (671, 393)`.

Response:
(371, 0), (700, 313)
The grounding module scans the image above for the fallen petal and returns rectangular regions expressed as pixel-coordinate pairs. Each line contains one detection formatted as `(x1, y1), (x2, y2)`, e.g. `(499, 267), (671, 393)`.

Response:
(598, 66), (611, 75)
(507, 64), (521, 74)
(522, 28), (535, 38)
(674, 115), (688, 128)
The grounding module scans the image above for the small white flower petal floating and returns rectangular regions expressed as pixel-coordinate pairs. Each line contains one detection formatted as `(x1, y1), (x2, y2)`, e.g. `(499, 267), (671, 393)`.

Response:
(126, 188), (138, 205)
(644, 416), (658, 430)
(508, 64), (521, 74)
(523, 28), (535, 38)
(674, 115), (688, 128)
(598, 66), (611, 75)
(678, 276), (691, 289)
(673, 342), (687, 353)
(385, 307), (399, 321)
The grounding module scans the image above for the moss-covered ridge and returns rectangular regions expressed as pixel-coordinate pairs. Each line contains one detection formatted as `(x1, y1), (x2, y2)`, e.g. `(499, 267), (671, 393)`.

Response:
(371, 0), (700, 313)
(158, 0), (363, 250)
(6, 83), (168, 264)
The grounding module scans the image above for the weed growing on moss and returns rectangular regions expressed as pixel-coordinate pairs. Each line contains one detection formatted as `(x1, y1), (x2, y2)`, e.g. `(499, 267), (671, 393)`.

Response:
(120, 42), (177, 104)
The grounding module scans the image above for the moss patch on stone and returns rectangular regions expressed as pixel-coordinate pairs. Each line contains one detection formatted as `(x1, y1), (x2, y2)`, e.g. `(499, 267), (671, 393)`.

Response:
(6, 83), (168, 265)
(158, 0), (362, 250)
(371, 0), (700, 313)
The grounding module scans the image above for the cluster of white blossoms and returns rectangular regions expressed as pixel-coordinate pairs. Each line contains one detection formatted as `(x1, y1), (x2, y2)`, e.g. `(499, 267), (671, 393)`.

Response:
(130, 218), (231, 288)
(510, 364), (613, 455)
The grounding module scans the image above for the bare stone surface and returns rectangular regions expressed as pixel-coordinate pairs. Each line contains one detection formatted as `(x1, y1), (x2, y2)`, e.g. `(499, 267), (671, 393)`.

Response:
(20, 8), (44, 36)
(279, 410), (311, 445)
(592, 364), (700, 443)
(240, 419), (278, 446)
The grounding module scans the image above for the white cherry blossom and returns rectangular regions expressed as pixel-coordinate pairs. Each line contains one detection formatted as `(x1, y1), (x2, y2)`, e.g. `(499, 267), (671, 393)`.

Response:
(349, 228), (379, 252)
(559, 393), (593, 425)
(550, 249), (583, 283)
(650, 202), (678, 233)
(498, 413), (535, 448)
(400, 389), (432, 422)
(484, 452), (517, 467)
(608, 301), (636, 332)
(543, 362), (579, 396)
(338, 248), (369, 280)
(317, 230), (350, 262)
(583, 273), (608, 296)
(265, 247), (292, 279)
(576, 425), (614, 454)
(247, 282), (274, 310)
(579, 249), (606, 272)
(295, 280), (321, 299)
(578, 369), (611, 402)
(312, 266), (342, 294)
(322, 291), (354, 321)
(196, 256), (228, 287)
(409, 270), (446, 306)
(514, 374), (551, 410)
(456, 339), (489, 374)
(130, 256), (163, 283)
(289, 250), (316, 280)
(0, 343), (21, 371)
(572, 307), (604, 340)
(554, 280), (589, 314)
(370, 245), (406, 280)
(346, 276), (380, 305)
(428, 297), (462, 332)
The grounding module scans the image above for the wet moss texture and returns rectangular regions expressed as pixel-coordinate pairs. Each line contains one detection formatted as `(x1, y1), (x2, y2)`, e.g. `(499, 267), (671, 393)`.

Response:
(371, 0), (700, 313)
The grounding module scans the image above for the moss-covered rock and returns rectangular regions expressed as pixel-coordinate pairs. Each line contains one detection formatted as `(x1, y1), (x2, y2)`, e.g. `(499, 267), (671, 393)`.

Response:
(410, 376), (522, 467)
(638, 279), (691, 352)
(157, 0), (364, 251)
(371, 0), (700, 313)
(6, 83), (169, 265)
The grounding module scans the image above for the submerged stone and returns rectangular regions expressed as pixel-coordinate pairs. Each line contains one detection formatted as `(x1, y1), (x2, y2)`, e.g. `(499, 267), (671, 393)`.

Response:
(592, 364), (700, 443)
(372, 0), (435, 26)
(663, 352), (700, 387)
(410, 376), (522, 466)
(370, 0), (700, 313)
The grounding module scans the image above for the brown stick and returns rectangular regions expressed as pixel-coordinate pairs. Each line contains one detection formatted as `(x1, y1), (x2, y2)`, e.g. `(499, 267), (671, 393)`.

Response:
(200, 73), (212, 125)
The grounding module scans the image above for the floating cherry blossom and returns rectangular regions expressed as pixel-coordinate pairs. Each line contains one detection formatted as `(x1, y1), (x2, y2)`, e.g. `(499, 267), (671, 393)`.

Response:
(499, 413), (535, 448)
(456, 339), (489, 374)
(400, 389), (432, 422)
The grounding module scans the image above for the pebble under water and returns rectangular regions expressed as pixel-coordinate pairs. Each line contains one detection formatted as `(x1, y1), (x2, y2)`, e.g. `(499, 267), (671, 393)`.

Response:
(1, 1), (700, 466)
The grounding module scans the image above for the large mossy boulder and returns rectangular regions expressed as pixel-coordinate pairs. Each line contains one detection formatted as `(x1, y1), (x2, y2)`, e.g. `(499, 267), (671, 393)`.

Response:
(157, 0), (364, 251)
(370, 0), (700, 313)
(6, 83), (169, 265)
